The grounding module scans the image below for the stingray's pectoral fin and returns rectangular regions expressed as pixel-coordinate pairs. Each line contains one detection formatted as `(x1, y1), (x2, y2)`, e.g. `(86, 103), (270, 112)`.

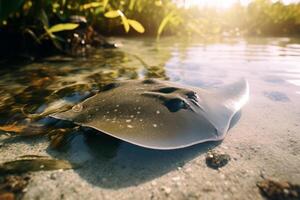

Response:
(198, 79), (249, 138)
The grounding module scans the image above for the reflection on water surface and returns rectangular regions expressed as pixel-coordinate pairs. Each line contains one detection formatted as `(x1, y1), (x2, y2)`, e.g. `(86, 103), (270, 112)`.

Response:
(0, 36), (299, 163)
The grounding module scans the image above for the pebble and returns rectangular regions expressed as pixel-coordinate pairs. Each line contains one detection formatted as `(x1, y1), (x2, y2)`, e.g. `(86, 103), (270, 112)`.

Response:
(50, 173), (57, 180)
(205, 150), (231, 169)
(161, 186), (171, 195)
(172, 176), (181, 182)
(151, 181), (157, 186)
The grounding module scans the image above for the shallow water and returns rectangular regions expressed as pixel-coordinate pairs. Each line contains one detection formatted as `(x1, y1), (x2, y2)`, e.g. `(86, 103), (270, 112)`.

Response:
(0, 38), (300, 194)
(1, 36), (299, 124)
(0, 36), (300, 158)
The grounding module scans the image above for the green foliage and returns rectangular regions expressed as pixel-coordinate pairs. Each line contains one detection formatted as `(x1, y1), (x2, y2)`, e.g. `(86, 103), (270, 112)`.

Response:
(127, 19), (144, 33)
(157, 11), (176, 40)
(47, 23), (79, 33)
(0, 0), (300, 47)
(104, 10), (120, 18)
(104, 9), (144, 33)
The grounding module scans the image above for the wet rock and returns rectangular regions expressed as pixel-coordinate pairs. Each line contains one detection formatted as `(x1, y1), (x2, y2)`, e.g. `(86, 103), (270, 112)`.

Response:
(257, 179), (300, 200)
(1, 175), (30, 192)
(0, 175), (30, 200)
(205, 150), (231, 169)
(160, 186), (172, 196)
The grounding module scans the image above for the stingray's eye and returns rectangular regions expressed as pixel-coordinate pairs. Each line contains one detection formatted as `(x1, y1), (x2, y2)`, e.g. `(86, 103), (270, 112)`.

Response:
(72, 104), (83, 112)
(157, 87), (179, 93)
(101, 82), (120, 91)
(164, 98), (189, 112)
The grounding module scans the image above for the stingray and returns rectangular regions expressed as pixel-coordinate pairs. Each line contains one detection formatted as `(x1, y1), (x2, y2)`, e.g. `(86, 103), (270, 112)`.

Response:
(50, 79), (249, 150)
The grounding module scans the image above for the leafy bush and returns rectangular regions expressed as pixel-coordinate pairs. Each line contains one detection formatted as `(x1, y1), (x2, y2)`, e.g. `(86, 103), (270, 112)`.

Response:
(0, 0), (299, 48)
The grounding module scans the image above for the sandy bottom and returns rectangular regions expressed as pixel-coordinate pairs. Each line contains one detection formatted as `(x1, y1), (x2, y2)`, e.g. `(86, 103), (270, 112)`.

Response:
(0, 77), (300, 200)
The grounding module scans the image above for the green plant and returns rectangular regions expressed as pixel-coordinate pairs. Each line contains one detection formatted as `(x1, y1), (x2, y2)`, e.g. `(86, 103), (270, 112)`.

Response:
(104, 10), (145, 33)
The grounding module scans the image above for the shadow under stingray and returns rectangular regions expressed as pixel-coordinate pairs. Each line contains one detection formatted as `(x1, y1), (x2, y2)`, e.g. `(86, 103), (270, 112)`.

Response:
(45, 111), (242, 189)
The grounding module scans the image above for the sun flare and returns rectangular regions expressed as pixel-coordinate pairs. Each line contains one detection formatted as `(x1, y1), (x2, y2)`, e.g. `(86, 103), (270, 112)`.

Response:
(182, 0), (299, 9)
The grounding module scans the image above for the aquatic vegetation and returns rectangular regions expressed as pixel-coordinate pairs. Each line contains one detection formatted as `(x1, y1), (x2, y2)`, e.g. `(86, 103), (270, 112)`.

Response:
(0, 156), (75, 174)
(0, 124), (27, 134)
(51, 79), (249, 149)
(0, 175), (30, 200)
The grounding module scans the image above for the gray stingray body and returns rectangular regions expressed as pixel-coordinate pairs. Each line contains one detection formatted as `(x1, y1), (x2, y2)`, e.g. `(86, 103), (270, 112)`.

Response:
(51, 79), (249, 150)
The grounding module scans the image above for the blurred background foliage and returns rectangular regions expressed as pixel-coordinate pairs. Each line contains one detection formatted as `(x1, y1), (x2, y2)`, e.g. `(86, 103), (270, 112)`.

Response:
(0, 0), (299, 56)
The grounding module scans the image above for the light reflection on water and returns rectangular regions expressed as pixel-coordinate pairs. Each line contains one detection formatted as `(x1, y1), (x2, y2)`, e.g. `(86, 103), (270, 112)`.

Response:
(0, 37), (299, 118)
(0, 36), (299, 187)
(157, 38), (300, 89)
(0, 36), (300, 129)
(0, 39), (299, 147)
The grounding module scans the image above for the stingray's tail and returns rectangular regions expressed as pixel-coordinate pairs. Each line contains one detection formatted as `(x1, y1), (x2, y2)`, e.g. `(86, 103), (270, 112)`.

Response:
(21, 104), (72, 121)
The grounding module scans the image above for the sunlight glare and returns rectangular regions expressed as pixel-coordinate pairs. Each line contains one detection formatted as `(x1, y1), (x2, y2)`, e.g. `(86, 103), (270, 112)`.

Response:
(182, 0), (300, 9)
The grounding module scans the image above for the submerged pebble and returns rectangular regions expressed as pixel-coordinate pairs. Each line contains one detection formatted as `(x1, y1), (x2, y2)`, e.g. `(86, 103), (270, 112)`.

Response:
(161, 186), (172, 196)
(0, 175), (30, 200)
(205, 150), (231, 169)
(257, 179), (300, 200)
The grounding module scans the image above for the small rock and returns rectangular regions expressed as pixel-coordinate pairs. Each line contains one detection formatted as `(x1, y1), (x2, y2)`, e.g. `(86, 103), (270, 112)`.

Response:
(161, 186), (172, 196)
(50, 173), (57, 180)
(257, 179), (300, 200)
(0, 175), (30, 200)
(151, 181), (157, 186)
(205, 150), (231, 169)
(172, 176), (181, 182)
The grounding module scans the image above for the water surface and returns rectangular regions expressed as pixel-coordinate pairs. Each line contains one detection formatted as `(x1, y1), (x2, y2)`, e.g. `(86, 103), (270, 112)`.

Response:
(0, 36), (300, 150)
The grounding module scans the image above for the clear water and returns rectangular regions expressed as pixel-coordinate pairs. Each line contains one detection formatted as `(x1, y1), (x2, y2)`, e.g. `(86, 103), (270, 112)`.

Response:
(1, 37), (300, 121)
(0, 36), (299, 187)
(1, 36), (300, 135)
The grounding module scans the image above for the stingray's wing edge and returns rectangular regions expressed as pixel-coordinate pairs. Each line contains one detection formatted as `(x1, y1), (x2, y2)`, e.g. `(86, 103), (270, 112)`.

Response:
(199, 79), (249, 138)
